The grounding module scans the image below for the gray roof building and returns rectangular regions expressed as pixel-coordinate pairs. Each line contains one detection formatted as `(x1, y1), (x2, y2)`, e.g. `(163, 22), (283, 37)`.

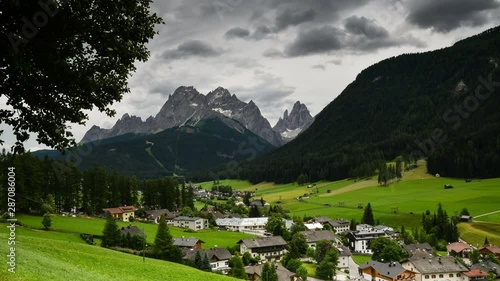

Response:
(238, 236), (287, 249)
(403, 243), (433, 255)
(359, 260), (410, 279)
(172, 237), (204, 248)
(120, 226), (146, 237)
(300, 230), (337, 243)
(408, 256), (468, 274)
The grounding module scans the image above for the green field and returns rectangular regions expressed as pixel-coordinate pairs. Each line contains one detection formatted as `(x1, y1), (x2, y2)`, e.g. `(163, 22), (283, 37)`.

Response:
(16, 214), (255, 249)
(229, 177), (500, 228)
(197, 179), (253, 190)
(352, 255), (371, 265)
(457, 222), (500, 246)
(0, 224), (237, 281)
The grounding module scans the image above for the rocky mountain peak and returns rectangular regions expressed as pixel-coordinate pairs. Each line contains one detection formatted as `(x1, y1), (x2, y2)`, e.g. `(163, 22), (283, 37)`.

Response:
(273, 101), (314, 142)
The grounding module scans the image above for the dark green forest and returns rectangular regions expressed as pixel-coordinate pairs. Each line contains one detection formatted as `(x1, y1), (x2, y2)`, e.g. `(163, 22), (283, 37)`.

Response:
(0, 152), (194, 214)
(217, 26), (500, 183)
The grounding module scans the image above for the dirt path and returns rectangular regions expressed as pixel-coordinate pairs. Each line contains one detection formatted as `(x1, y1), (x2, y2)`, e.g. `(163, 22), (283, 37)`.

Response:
(474, 210), (500, 218)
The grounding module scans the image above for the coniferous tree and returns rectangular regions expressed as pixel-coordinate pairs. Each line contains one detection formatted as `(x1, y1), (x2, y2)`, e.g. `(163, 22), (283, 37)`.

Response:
(249, 205), (261, 218)
(202, 253), (212, 272)
(101, 215), (121, 248)
(361, 203), (375, 225)
(153, 215), (181, 262)
(261, 262), (270, 281)
(268, 263), (278, 281)
(195, 250), (203, 269)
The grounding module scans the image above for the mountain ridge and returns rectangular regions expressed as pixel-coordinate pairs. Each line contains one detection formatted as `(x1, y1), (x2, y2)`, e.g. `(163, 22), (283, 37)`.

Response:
(81, 86), (313, 146)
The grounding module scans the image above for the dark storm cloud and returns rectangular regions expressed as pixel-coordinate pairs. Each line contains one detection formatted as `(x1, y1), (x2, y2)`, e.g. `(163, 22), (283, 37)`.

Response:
(406, 0), (500, 32)
(284, 26), (344, 57)
(275, 8), (316, 31)
(163, 40), (222, 60)
(224, 27), (251, 39)
(344, 16), (389, 39)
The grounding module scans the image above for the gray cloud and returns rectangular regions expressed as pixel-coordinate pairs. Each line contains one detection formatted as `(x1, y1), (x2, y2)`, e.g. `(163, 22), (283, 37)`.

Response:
(406, 0), (500, 32)
(275, 8), (316, 31)
(224, 27), (251, 39)
(344, 16), (389, 39)
(263, 48), (285, 58)
(162, 40), (222, 60)
(312, 64), (326, 70)
(284, 26), (345, 57)
(252, 25), (275, 40)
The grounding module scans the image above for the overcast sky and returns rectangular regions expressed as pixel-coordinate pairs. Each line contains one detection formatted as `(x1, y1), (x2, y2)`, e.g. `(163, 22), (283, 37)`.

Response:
(2, 0), (500, 151)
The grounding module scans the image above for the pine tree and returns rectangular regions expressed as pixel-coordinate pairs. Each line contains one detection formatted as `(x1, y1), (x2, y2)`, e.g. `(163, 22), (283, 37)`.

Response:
(153, 215), (180, 262)
(268, 263), (278, 281)
(361, 203), (375, 225)
(101, 215), (121, 247)
(484, 236), (490, 246)
(195, 251), (203, 269)
(202, 252), (212, 272)
(249, 205), (261, 218)
(261, 262), (270, 281)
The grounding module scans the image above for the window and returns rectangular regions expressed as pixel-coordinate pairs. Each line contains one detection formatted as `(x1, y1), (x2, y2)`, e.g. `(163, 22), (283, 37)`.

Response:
(425, 275), (429, 279)
(439, 274), (443, 278)
(457, 274), (461, 277)
(449, 274), (453, 277)
(431, 275), (436, 278)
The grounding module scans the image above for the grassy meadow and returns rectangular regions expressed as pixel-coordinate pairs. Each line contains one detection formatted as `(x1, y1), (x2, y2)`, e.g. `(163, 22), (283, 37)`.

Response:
(0, 225), (237, 281)
(16, 214), (255, 249)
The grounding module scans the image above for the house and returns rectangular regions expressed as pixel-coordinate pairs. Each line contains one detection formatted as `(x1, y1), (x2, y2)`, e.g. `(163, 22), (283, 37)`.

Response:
(183, 247), (232, 271)
(120, 225), (146, 238)
(250, 199), (269, 207)
(464, 269), (489, 281)
(245, 263), (301, 281)
(403, 243), (433, 256)
(447, 242), (472, 258)
(304, 222), (324, 230)
(145, 209), (178, 224)
(337, 245), (353, 269)
(238, 236), (287, 261)
(401, 256), (469, 281)
(300, 230), (337, 249)
(359, 260), (416, 281)
(347, 228), (388, 254)
(173, 216), (208, 231)
(331, 219), (351, 233)
(471, 261), (500, 279)
(172, 237), (204, 250)
(459, 215), (473, 222)
(103, 206), (137, 222)
(216, 217), (293, 233)
(479, 245), (500, 260)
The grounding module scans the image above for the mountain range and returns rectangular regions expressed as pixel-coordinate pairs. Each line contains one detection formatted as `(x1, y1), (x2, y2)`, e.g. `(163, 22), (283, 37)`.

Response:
(81, 86), (314, 146)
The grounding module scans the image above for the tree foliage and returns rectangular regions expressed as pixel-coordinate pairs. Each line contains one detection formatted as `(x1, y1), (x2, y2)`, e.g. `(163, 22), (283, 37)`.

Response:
(153, 215), (182, 262)
(371, 237), (405, 262)
(231, 256), (247, 279)
(101, 215), (121, 248)
(361, 203), (375, 225)
(0, 0), (163, 152)
(265, 214), (290, 240)
(42, 213), (51, 230)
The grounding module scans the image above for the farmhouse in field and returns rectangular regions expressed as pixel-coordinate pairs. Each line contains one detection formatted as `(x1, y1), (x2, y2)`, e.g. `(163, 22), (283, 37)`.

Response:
(359, 260), (416, 281)
(183, 247), (232, 271)
(238, 236), (287, 261)
(300, 230), (337, 249)
(173, 216), (208, 231)
(172, 237), (204, 250)
(103, 205), (137, 222)
(244, 263), (299, 281)
(216, 217), (268, 232)
(402, 256), (468, 281)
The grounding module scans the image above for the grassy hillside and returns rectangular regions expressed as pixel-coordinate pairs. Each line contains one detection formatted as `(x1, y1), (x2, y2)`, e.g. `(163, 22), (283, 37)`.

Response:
(457, 222), (500, 246)
(0, 225), (237, 281)
(16, 214), (255, 249)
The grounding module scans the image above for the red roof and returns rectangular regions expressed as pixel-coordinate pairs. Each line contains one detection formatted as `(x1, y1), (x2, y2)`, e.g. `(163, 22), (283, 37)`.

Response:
(446, 242), (471, 253)
(103, 206), (137, 214)
(464, 269), (489, 277)
(480, 245), (500, 254)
